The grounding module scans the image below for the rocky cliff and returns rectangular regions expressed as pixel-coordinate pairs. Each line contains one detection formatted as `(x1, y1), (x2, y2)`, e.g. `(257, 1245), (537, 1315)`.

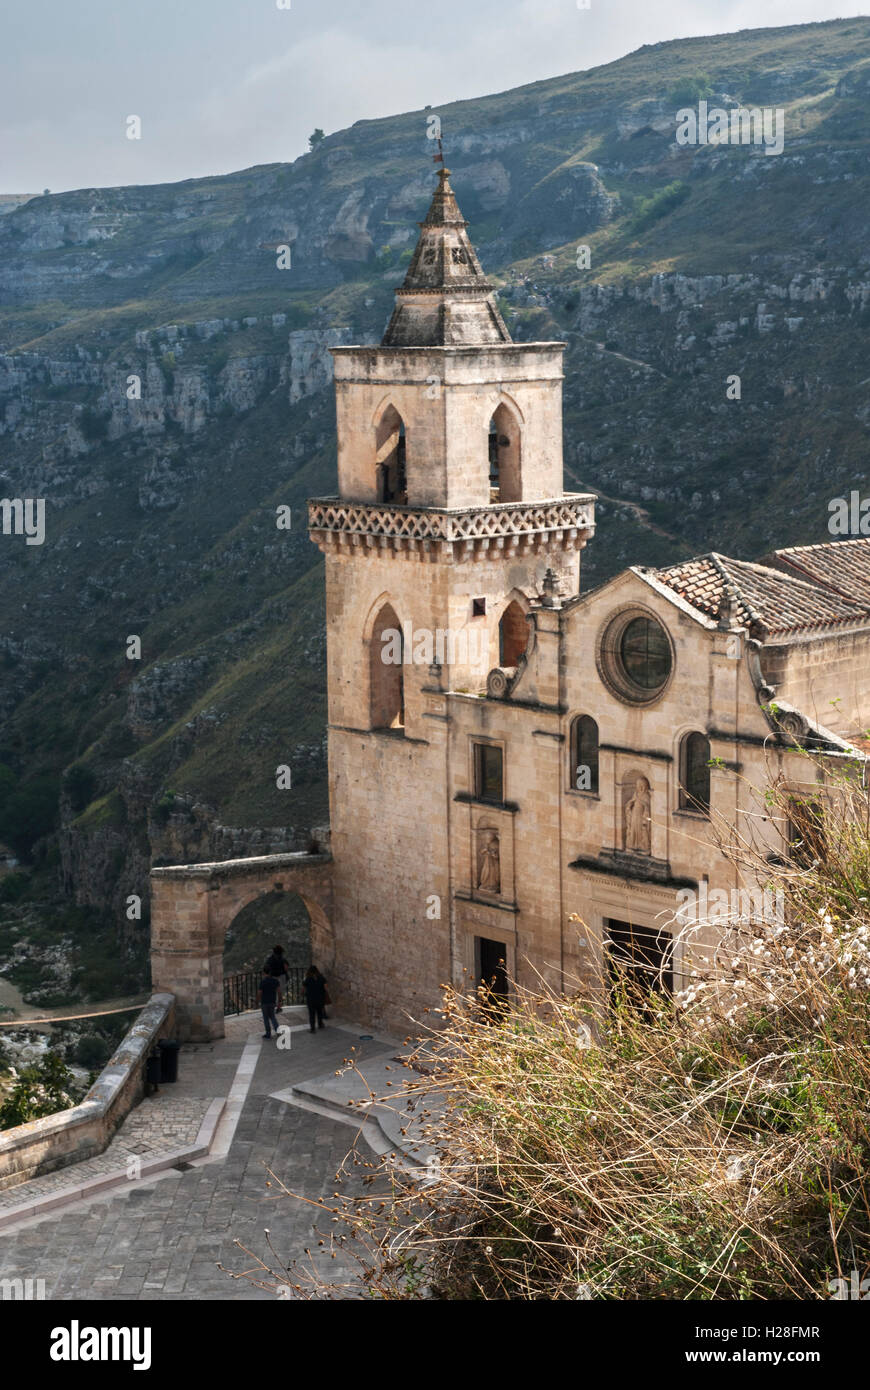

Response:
(1, 17), (869, 986)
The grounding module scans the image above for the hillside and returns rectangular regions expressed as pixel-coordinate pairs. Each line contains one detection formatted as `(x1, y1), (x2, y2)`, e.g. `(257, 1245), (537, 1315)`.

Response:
(1, 17), (870, 995)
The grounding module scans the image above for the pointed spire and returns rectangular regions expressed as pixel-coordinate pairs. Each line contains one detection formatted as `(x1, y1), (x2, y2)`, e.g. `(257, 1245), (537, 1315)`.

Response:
(381, 168), (512, 348)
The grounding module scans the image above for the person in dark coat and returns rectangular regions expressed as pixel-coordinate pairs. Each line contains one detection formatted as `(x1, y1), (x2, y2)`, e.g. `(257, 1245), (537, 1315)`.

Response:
(264, 944), (289, 1012)
(303, 965), (327, 1033)
(257, 972), (281, 1039)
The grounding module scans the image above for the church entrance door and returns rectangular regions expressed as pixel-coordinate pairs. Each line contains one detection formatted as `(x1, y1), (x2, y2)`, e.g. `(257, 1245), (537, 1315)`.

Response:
(606, 919), (673, 1011)
(476, 936), (509, 1006)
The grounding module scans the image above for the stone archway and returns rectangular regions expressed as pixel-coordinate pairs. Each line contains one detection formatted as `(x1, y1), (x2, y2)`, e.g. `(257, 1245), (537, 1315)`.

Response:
(150, 851), (333, 1041)
(223, 889), (312, 975)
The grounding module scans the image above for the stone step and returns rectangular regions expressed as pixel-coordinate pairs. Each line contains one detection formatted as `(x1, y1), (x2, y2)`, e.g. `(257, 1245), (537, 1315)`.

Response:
(290, 1052), (443, 1173)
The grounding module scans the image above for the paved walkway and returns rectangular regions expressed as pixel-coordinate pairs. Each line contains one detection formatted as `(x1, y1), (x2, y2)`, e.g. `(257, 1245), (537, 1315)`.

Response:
(0, 1010), (401, 1300)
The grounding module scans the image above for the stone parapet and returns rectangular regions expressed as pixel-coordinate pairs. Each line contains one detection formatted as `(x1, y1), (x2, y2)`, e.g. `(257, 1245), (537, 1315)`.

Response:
(0, 992), (175, 1192)
(309, 494), (595, 561)
(151, 850), (331, 882)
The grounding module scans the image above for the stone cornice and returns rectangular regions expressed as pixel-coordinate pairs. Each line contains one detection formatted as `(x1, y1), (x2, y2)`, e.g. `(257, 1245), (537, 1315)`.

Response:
(150, 851), (332, 882)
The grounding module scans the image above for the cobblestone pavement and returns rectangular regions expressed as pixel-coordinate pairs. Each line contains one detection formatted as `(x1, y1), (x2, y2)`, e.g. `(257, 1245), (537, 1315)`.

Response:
(0, 1013), (397, 1299)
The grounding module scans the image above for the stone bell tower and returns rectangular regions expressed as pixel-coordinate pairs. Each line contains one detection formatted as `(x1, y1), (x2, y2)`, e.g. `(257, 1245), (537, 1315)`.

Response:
(308, 168), (595, 1028)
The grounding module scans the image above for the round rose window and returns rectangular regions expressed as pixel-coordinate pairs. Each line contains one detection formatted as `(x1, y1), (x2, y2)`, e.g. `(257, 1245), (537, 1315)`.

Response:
(598, 611), (674, 704)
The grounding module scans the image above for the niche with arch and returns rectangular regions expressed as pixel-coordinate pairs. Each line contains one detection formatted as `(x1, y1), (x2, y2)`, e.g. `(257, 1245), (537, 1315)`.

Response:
(498, 599), (529, 669)
(622, 771), (652, 856)
(369, 602), (405, 730)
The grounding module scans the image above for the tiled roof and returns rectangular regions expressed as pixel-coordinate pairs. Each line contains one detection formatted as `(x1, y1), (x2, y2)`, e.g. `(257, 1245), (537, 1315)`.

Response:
(651, 550), (870, 637)
(759, 537), (870, 608)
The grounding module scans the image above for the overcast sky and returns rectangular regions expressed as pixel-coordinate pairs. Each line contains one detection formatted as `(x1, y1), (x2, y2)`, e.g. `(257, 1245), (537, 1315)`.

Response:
(2, 0), (867, 193)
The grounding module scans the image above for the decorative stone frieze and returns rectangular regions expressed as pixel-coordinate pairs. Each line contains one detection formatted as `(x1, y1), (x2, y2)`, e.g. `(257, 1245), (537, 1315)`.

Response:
(308, 493), (595, 560)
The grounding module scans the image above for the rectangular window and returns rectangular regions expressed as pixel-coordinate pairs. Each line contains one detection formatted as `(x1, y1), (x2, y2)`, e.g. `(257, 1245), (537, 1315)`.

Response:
(788, 798), (826, 867)
(474, 743), (503, 804)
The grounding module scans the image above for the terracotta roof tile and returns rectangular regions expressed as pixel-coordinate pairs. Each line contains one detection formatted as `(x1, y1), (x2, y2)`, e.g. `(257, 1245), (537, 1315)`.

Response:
(653, 549), (870, 637)
(759, 537), (870, 607)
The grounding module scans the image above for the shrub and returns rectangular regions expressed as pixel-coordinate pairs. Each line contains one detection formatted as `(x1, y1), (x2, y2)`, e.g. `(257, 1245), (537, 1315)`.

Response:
(668, 73), (713, 107)
(0, 775), (59, 860)
(628, 181), (690, 236)
(0, 1053), (86, 1130)
(152, 789), (178, 826)
(0, 872), (28, 904)
(79, 406), (108, 442)
(72, 1034), (113, 1070)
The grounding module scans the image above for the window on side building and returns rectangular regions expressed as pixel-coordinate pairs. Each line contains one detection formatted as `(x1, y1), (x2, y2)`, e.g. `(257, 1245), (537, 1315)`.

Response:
(474, 743), (504, 804)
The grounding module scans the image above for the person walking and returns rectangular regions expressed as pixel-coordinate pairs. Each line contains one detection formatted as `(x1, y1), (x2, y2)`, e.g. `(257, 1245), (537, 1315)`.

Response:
(257, 971), (282, 1039)
(303, 965), (327, 1033)
(264, 944), (289, 1012)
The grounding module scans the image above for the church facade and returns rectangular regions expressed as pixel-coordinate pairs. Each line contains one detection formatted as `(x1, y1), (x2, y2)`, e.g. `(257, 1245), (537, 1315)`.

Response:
(307, 169), (870, 1033)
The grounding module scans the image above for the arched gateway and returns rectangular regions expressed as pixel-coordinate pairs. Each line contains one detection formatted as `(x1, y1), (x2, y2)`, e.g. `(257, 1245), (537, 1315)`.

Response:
(150, 852), (333, 1041)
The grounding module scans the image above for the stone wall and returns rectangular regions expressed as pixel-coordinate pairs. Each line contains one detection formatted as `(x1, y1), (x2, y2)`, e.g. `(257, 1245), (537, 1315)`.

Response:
(762, 626), (870, 738)
(0, 993), (175, 1193)
(332, 344), (565, 510)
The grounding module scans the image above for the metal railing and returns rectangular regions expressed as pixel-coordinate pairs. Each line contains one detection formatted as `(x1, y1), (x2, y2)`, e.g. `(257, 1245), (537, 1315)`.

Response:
(223, 968), (305, 1016)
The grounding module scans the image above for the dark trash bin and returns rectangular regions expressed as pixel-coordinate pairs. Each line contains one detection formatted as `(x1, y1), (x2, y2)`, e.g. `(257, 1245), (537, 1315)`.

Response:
(145, 1050), (162, 1088)
(158, 1039), (181, 1083)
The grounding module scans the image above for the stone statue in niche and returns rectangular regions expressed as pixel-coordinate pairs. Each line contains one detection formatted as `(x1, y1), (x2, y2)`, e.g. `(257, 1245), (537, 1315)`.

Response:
(477, 829), (501, 893)
(623, 776), (652, 855)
